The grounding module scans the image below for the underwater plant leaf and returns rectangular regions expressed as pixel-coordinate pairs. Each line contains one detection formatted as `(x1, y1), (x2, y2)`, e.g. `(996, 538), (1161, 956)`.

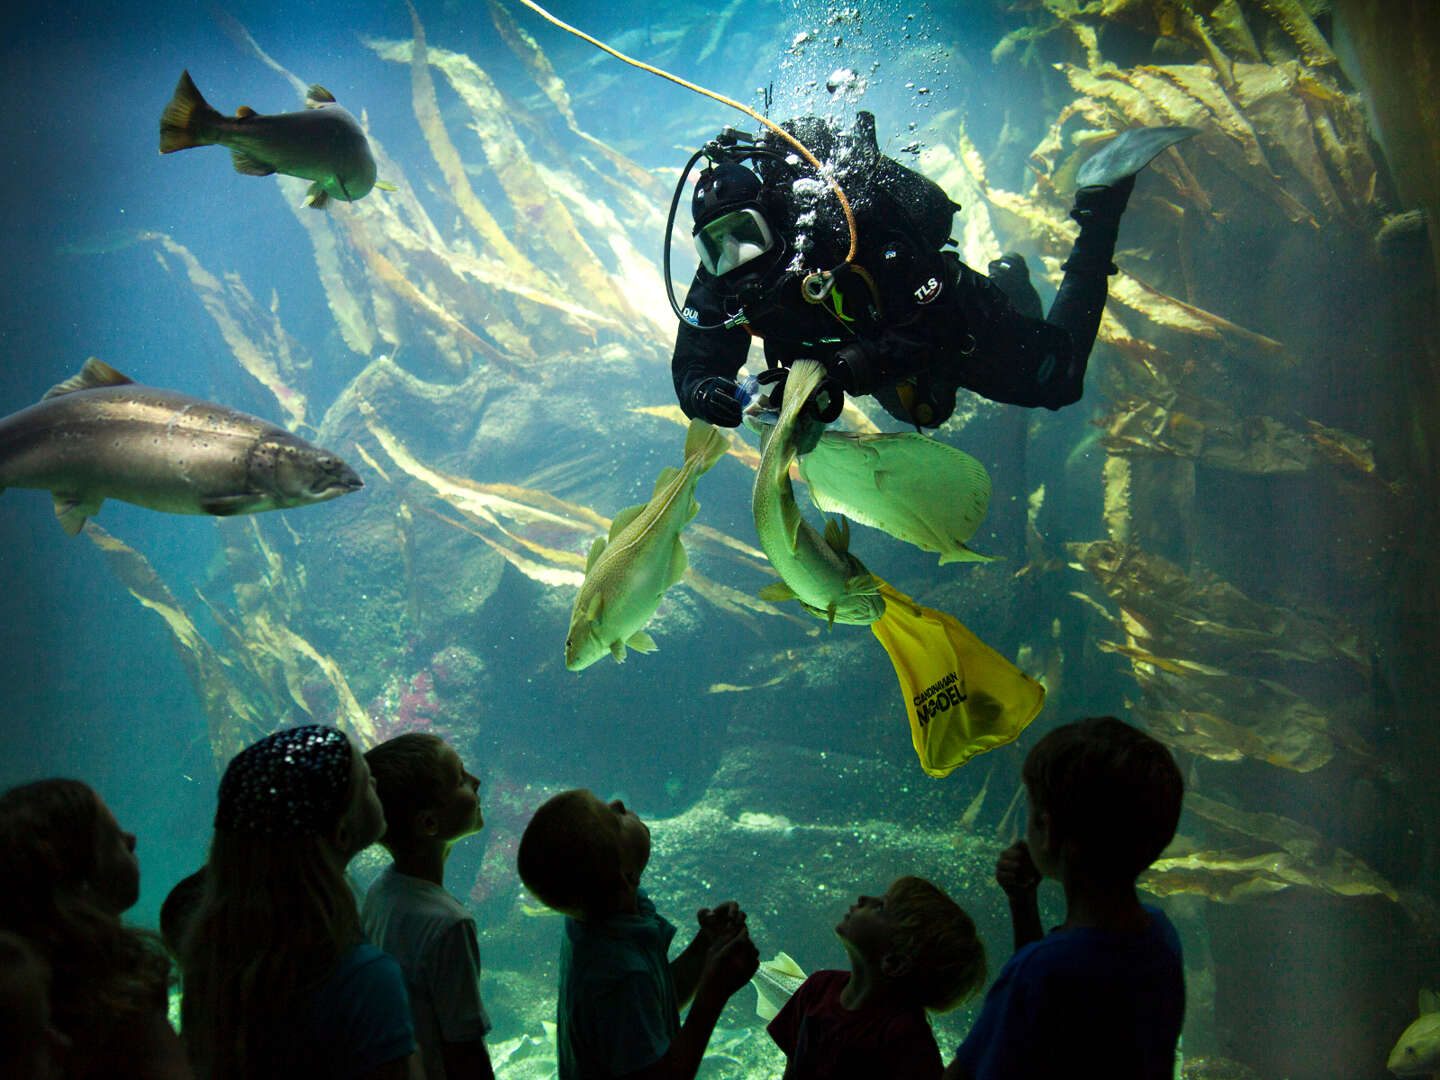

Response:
(369, 27), (645, 329)
(1107, 270), (1288, 358)
(343, 230), (530, 378)
(1255, 0), (1337, 68)
(361, 403), (594, 534)
(1141, 846), (1396, 903)
(145, 232), (309, 430)
(83, 524), (265, 769)
(486, 0), (660, 194)
(1134, 789), (1393, 898)
(374, 15), (541, 287)
(249, 609), (378, 748)
(284, 192), (378, 357)
(1070, 541), (1368, 669)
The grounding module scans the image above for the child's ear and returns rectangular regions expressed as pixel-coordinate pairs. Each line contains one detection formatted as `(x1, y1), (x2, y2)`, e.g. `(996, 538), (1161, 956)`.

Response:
(880, 950), (911, 979)
(417, 809), (439, 837)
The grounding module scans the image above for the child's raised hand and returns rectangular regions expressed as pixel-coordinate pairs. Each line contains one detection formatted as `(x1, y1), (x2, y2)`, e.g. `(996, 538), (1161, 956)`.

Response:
(697, 927), (760, 1005)
(995, 840), (1042, 898)
(697, 900), (747, 942)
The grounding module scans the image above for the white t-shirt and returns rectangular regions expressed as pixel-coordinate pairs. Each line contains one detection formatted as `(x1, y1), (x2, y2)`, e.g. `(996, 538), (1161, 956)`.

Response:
(362, 866), (492, 1080)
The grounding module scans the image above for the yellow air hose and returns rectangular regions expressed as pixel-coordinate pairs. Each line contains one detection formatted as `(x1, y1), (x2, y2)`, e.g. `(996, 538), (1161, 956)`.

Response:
(514, 0), (859, 289)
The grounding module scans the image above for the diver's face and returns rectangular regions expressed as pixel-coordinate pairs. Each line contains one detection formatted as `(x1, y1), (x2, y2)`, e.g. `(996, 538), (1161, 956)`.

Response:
(91, 798), (140, 916)
(432, 745), (483, 841)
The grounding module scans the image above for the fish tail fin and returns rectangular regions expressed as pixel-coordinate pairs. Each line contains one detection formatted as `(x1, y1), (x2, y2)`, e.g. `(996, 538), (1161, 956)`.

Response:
(684, 418), (731, 474)
(159, 70), (222, 153)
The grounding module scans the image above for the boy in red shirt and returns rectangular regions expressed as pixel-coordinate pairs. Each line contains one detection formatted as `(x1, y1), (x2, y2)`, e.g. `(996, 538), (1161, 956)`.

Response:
(769, 876), (986, 1079)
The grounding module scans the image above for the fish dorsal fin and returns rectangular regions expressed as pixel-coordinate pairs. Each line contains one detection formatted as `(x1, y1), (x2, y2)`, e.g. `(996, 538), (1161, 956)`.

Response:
(585, 535), (607, 572)
(306, 85), (336, 108)
(823, 516), (850, 553)
(235, 105), (257, 119)
(608, 503), (645, 539)
(43, 358), (134, 400)
(1421, 988), (1440, 1015)
(653, 466), (681, 498)
(766, 952), (805, 978)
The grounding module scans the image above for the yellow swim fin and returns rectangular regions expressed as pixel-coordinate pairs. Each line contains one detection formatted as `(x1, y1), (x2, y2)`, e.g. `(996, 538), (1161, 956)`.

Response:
(870, 581), (1045, 778)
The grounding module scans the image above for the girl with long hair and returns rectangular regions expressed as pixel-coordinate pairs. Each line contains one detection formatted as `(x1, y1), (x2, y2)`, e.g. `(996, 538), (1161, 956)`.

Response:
(180, 725), (418, 1080)
(0, 778), (189, 1079)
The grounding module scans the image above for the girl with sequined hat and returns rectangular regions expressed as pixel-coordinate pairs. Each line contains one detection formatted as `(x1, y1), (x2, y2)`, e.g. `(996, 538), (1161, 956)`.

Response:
(180, 725), (420, 1080)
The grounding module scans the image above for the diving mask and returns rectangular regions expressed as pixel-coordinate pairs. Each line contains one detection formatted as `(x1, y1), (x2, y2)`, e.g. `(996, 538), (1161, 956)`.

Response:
(694, 207), (775, 278)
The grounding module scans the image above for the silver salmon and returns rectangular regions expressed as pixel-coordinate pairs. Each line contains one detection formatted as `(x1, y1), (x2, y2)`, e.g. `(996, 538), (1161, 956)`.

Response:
(0, 358), (362, 535)
(159, 70), (382, 209)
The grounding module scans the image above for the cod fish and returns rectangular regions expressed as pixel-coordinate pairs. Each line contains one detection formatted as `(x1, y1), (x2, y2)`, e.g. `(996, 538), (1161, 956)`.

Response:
(159, 70), (393, 209)
(752, 952), (807, 1021)
(751, 359), (884, 627)
(1389, 990), (1440, 1077)
(0, 358), (362, 535)
(564, 418), (730, 670)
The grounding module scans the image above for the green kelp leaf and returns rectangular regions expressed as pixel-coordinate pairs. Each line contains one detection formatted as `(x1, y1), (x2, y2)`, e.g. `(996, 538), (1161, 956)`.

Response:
(1139, 792), (1398, 902)
(83, 524), (264, 769)
(1254, 0), (1337, 68)
(1068, 541), (1368, 669)
(1141, 846), (1396, 903)
(146, 232), (309, 430)
(486, 0), (659, 194)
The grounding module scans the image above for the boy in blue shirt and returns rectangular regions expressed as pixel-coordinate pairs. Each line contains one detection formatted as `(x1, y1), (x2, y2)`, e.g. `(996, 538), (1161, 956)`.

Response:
(517, 789), (759, 1080)
(363, 733), (493, 1080)
(945, 716), (1186, 1080)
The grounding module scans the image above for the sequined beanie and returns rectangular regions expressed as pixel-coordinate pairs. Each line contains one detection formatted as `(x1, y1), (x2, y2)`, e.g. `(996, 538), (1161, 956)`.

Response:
(214, 725), (353, 835)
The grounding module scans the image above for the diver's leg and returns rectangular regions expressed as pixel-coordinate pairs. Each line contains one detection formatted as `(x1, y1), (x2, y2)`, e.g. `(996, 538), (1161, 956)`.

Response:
(1042, 175), (1136, 393)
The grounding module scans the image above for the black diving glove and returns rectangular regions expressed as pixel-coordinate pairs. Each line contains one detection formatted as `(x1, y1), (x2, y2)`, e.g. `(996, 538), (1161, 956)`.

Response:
(826, 340), (892, 398)
(987, 252), (1044, 320)
(688, 376), (744, 428)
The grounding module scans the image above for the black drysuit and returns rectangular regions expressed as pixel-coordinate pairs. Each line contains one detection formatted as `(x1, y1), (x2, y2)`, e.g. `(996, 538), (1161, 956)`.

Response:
(671, 192), (1118, 429)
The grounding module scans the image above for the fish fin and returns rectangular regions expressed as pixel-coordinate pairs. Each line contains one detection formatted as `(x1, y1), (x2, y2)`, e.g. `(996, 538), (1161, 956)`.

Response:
(825, 602), (838, 629)
(608, 503), (645, 539)
(823, 516), (851, 553)
(652, 466), (681, 497)
(53, 494), (101, 536)
(939, 544), (999, 564)
(609, 638), (626, 663)
(846, 571), (882, 595)
(684, 417), (730, 472)
(768, 952), (806, 978)
(230, 149), (276, 177)
(584, 591), (604, 621)
(1421, 989), (1440, 1014)
(234, 105), (257, 119)
(200, 495), (256, 516)
(665, 537), (688, 589)
(584, 535), (607, 572)
(375, 180), (398, 192)
(306, 84), (337, 107)
(302, 183), (331, 210)
(43, 358), (134, 401)
(626, 630), (657, 654)
(158, 70), (221, 153)
(758, 583), (796, 602)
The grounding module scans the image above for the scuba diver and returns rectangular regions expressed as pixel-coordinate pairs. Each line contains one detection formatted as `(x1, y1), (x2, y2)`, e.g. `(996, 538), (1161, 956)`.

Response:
(668, 111), (1196, 429)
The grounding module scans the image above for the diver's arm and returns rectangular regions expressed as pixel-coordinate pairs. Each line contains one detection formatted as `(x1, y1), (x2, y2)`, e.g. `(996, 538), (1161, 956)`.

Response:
(671, 272), (750, 423)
